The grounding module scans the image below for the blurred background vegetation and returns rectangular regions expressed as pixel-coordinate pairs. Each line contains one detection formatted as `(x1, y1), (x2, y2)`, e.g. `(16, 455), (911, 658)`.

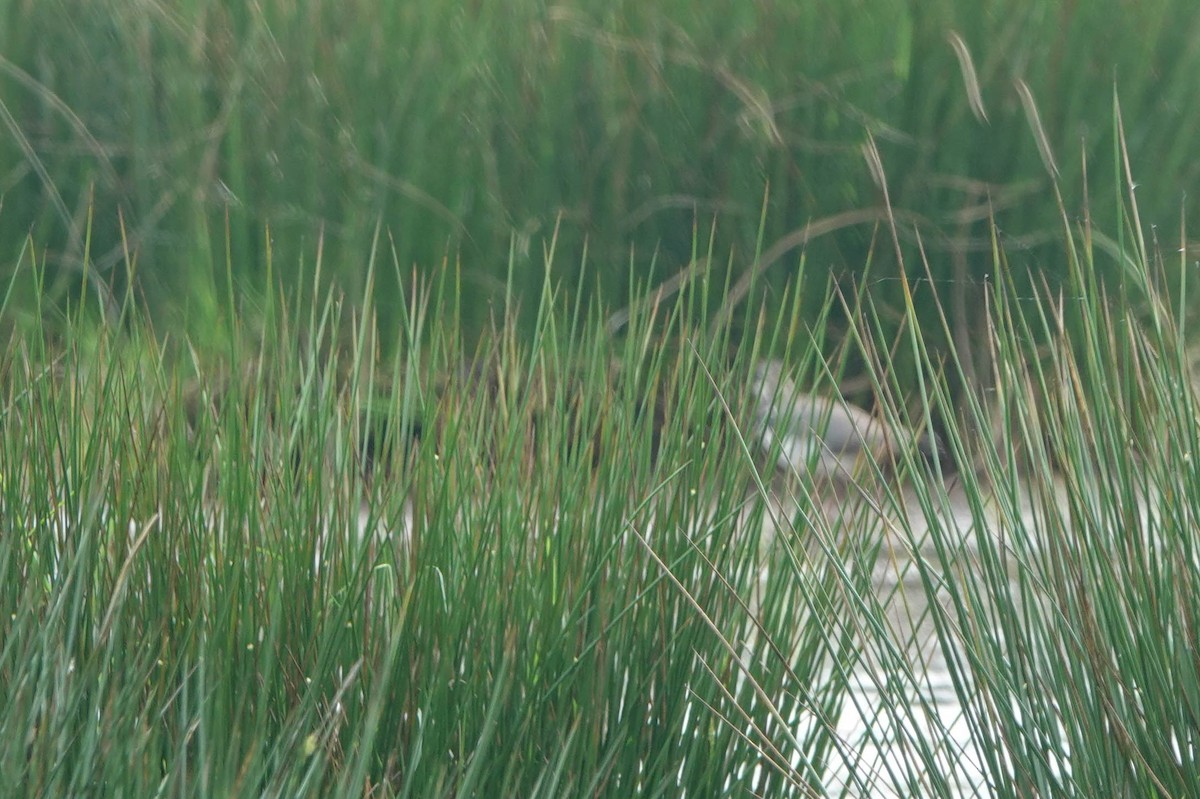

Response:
(1, 0), (1198, 365)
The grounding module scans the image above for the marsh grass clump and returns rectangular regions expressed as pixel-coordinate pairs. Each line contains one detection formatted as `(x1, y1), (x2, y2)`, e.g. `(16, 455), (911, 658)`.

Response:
(2, 161), (1198, 796)
(0, 249), (833, 797)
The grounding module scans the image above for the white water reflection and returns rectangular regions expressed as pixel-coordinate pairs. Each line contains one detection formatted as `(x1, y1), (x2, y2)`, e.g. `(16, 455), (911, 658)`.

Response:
(765, 475), (1063, 798)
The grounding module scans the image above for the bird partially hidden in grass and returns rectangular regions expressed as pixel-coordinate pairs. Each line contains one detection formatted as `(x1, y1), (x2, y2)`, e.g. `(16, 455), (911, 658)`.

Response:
(751, 360), (941, 481)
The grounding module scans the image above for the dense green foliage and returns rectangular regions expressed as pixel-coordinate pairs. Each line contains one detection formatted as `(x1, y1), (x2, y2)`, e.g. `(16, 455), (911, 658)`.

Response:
(2, 0), (1198, 345)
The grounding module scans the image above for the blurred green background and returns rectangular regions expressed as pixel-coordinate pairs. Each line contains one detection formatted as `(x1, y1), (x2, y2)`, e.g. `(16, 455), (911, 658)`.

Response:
(2, 0), (1197, 350)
